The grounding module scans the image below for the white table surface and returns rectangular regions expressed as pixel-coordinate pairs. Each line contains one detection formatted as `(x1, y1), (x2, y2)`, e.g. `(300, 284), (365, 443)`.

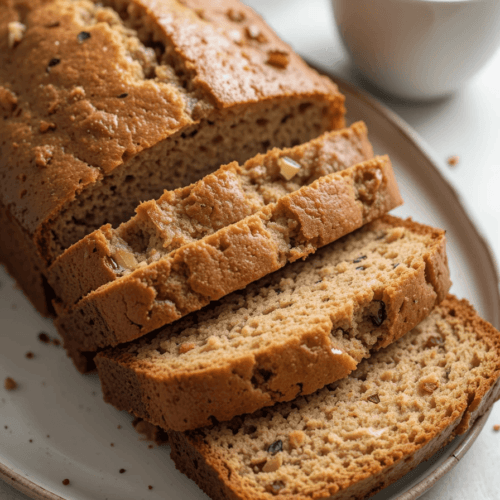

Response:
(2, 1), (499, 499)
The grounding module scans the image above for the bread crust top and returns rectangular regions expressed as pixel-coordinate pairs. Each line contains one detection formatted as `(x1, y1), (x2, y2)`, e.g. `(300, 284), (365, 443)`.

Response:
(0, 0), (341, 235)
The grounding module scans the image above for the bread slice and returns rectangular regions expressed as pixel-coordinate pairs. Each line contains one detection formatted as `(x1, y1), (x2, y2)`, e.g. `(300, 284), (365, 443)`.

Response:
(95, 216), (451, 431)
(48, 122), (374, 308)
(0, 0), (344, 316)
(56, 154), (403, 360)
(168, 296), (500, 500)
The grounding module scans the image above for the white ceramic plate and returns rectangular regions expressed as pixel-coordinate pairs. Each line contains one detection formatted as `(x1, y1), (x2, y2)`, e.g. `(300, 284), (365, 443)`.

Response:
(1, 76), (499, 500)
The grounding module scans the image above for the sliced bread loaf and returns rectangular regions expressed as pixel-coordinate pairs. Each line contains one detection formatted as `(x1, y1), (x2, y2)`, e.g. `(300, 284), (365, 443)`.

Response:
(0, 0), (344, 316)
(48, 122), (374, 307)
(56, 155), (403, 362)
(95, 215), (451, 431)
(169, 296), (500, 500)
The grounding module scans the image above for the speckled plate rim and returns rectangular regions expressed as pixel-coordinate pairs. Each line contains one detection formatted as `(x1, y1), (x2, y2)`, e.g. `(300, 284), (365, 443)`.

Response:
(0, 466), (65, 500)
(0, 406), (493, 500)
(1, 71), (499, 500)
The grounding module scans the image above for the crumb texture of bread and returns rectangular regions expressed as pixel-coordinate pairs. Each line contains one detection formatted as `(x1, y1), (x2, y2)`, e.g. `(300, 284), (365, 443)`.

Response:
(0, 0), (344, 315)
(47, 122), (374, 307)
(168, 296), (500, 500)
(95, 215), (451, 431)
(56, 153), (403, 357)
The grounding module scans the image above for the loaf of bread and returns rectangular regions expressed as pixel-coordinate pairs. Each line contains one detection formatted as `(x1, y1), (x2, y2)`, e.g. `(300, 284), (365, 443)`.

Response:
(0, 0), (345, 316)
(96, 215), (451, 431)
(168, 296), (500, 500)
(57, 154), (403, 369)
(48, 122), (373, 308)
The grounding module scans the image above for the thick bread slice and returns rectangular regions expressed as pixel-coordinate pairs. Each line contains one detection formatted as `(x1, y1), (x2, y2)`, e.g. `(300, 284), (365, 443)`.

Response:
(0, 0), (344, 316)
(95, 215), (451, 431)
(168, 296), (500, 500)
(48, 122), (374, 307)
(56, 154), (403, 358)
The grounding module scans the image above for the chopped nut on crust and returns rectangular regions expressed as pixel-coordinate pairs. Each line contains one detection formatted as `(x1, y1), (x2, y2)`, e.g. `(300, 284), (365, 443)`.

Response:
(278, 156), (301, 180)
(8, 22), (26, 49)
(68, 86), (86, 101)
(34, 146), (54, 168)
(266, 50), (290, 69)
(112, 249), (138, 270)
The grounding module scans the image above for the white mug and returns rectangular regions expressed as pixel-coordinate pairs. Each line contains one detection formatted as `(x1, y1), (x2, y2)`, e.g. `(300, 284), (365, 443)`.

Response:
(332, 0), (500, 100)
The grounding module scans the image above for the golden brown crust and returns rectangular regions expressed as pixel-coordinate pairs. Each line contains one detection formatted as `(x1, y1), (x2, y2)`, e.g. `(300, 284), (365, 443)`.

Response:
(0, 0), (343, 238)
(0, 0), (344, 314)
(95, 216), (451, 432)
(167, 295), (500, 500)
(57, 155), (403, 354)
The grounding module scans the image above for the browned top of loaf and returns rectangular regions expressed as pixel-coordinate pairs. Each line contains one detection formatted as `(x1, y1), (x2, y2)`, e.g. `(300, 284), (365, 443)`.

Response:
(0, 0), (341, 236)
(171, 296), (500, 500)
